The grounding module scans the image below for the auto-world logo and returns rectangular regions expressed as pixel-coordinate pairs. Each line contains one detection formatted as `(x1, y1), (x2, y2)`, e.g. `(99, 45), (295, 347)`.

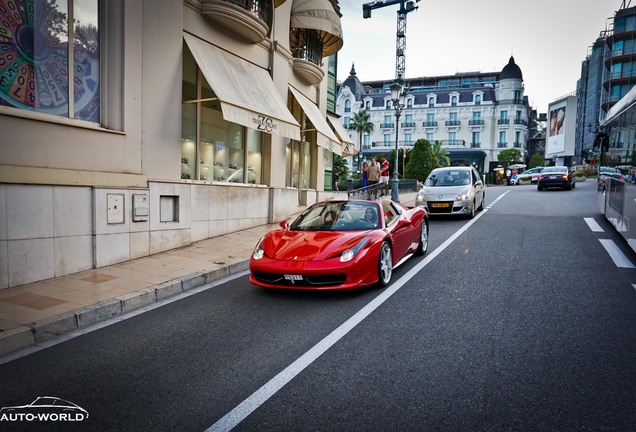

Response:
(0, 396), (89, 423)
(253, 115), (277, 133)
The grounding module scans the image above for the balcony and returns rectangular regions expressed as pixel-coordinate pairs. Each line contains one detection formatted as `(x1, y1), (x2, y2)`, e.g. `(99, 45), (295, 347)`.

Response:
(380, 122), (395, 129)
(470, 142), (481, 148)
(445, 120), (461, 126)
(439, 139), (466, 147)
(291, 29), (324, 85)
(201, 0), (269, 44)
(469, 119), (484, 126)
(422, 121), (437, 127)
(401, 121), (416, 128)
(513, 119), (528, 126)
(496, 99), (524, 105)
(497, 142), (507, 148)
(514, 142), (522, 148)
(498, 119), (510, 125)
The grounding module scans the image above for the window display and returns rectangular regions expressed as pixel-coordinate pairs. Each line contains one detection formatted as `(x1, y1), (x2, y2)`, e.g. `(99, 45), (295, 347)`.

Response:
(0, 0), (100, 122)
(181, 45), (262, 184)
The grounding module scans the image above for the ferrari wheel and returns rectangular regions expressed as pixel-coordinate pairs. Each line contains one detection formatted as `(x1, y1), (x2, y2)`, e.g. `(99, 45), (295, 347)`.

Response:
(377, 241), (393, 287)
(416, 221), (428, 255)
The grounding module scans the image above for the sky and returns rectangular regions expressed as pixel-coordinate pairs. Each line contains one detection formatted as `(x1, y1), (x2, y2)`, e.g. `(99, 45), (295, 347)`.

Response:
(336, 0), (623, 112)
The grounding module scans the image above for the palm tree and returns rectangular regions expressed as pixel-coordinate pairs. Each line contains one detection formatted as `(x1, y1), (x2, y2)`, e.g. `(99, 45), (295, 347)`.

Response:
(348, 109), (374, 154)
(431, 140), (450, 167)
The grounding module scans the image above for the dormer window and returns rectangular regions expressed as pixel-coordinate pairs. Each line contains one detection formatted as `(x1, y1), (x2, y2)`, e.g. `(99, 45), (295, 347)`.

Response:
(475, 95), (481, 105)
(451, 96), (457, 107)
(345, 99), (351, 113)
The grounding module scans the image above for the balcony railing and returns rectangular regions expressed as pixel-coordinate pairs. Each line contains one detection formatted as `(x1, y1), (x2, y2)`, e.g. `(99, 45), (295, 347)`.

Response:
(445, 120), (461, 126)
(422, 121), (437, 127)
(401, 122), (416, 128)
(439, 139), (466, 147)
(497, 142), (507, 148)
(514, 142), (522, 148)
(368, 141), (415, 148)
(380, 122), (395, 129)
(496, 99), (524, 105)
(226, 0), (268, 21)
(513, 119), (527, 126)
(469, 119), (484, 126)
(470, 142), (481, 148)
(498, 119), (510, 125)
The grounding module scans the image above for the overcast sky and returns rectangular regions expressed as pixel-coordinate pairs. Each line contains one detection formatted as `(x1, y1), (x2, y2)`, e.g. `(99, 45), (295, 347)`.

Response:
(336, 0), (622, 112)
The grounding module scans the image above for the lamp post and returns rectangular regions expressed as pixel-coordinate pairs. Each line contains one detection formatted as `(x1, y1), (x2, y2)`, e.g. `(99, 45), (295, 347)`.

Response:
(390, 76), (405, 202)
(589, 122), (608, 168)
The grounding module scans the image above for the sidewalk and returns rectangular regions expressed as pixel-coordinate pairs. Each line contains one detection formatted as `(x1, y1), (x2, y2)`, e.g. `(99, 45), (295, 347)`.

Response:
(0, 193), (418, 357)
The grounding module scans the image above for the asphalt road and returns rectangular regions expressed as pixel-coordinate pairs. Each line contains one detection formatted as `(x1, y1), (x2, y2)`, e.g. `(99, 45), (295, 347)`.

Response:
(2, 180), (636, 432)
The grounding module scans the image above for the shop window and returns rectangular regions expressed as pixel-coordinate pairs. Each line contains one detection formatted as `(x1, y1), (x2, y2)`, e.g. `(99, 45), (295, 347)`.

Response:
(0, 0), (100, 122)
(285, 138), (312, 189)
(181, 45), (262, 184)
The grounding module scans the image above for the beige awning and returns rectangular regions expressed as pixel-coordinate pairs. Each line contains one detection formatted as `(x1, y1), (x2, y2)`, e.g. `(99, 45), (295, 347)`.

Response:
(327, 114), (357, 156)
(291, 0), (344, 56)
(289, 86), (342, 155)
(183, 33), (300, 141)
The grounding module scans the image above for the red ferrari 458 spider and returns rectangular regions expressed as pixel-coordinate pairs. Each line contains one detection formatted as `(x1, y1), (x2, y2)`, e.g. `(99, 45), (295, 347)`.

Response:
(249, 199), (429, 290)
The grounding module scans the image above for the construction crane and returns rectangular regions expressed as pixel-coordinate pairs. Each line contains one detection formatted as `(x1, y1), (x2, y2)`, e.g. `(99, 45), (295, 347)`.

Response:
(362, 0), (420, 79)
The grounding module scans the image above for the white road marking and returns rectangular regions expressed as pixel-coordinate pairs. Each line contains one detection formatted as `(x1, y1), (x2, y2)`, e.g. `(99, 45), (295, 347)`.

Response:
(206, 191), (511, 432)
(599, 239), (636, 268)
(584, 217), (604, 232)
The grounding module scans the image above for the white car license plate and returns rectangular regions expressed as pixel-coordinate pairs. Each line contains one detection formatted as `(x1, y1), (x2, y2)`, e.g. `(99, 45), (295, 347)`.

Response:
(284, 274), (303, 280)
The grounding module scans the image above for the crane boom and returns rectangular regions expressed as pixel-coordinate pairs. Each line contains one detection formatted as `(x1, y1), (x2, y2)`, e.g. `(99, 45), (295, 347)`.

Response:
(362, 0), (420, 79)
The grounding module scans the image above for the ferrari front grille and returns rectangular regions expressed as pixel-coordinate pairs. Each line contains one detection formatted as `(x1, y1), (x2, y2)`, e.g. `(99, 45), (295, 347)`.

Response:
(252, 272), (346, 287)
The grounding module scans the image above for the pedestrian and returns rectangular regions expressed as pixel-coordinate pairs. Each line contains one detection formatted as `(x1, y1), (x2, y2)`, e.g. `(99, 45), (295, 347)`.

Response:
(362, 161), (368, 188)
(334, 169), (339, 192)
(367, 157), (380, 199)
(379, 156), (390, 183)
(506, 167), (512, 185)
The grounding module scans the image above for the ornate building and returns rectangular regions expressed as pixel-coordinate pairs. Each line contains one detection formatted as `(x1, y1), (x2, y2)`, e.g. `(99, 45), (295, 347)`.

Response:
(0, 0), (348, 289)
(336, 57), (531, 176)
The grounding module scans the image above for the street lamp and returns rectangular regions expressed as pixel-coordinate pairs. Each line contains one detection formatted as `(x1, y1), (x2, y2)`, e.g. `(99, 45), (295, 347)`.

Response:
(589, 122), (608, 168)
(390, 75), (406, 202)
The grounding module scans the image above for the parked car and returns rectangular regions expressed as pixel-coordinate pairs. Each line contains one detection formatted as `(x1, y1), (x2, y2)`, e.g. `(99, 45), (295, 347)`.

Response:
(415, 166), (485, 218)
(510, 167), (544, 185)
(537, 166), (575, 190)
(249, 199), (429, 290)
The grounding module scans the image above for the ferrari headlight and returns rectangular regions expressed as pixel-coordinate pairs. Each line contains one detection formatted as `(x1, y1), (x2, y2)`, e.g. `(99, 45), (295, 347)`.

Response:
(252, 237), (265, 260)
(340, 237), (371, 263)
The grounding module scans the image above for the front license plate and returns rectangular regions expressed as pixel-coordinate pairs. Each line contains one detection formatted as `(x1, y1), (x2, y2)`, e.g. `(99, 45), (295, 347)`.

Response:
(284, 274), (303, 281)
(432, 203), (449, 208)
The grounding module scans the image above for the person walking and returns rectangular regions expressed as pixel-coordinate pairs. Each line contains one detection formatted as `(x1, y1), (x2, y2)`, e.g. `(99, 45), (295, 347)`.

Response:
(367, 157), (380, 199)
(362, 161), (369, 188)
(334, 169), (340, 192)
(379, 156), (390, 184)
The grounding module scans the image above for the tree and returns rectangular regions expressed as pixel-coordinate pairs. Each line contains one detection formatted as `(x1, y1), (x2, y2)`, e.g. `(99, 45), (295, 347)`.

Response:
(333, 154), (349, 188)
(348, 110), (374, 153)
(431, 140), (450, 167)
(529, 152), (545, 169)
(405, 139), (440, 180)
(497, 148), (523, 167)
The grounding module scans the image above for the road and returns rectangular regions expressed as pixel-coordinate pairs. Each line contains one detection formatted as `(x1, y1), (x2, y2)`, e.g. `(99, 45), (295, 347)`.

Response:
(1, 180), (636, 431)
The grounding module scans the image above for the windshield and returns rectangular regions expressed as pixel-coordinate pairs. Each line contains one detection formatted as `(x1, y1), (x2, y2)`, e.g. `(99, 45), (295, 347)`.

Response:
(289, 202), (382, 231)
(425, 169), (471, 186)
(542, 166), (567, 174)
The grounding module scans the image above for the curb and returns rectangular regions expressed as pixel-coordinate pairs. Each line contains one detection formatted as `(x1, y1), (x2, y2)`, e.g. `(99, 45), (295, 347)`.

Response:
(0, 259), (250, 357)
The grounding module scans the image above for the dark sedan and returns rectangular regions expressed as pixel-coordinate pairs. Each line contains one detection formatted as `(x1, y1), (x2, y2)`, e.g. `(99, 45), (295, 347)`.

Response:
(537, 166), (575, 191)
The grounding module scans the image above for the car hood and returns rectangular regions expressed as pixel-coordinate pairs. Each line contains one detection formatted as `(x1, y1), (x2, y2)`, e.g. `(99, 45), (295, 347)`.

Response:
(262, 229), (373, 261)
(419, 185), (471, 199)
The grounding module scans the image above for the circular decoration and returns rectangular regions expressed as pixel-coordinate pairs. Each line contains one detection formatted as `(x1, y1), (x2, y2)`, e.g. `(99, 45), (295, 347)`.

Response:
(0, 0), (99, 121)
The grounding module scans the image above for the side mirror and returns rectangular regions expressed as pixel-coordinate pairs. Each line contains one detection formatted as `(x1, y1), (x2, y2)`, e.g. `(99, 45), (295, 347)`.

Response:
(279, 221), (290, 230)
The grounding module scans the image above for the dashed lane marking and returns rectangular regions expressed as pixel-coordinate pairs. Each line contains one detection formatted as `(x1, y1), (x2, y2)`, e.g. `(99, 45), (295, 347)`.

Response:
(599, 239), (636, 269)
(584, 217), (604, 232)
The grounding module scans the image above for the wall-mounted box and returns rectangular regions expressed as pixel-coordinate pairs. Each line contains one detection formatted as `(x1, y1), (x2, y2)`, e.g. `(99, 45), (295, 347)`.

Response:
(132, 193), (149, 222)
(107, 193), (125, 224)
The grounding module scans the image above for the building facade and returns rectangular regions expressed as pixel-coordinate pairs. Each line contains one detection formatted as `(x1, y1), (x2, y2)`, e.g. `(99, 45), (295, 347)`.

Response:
(336, 57), (530, 178)
(0, 0), (349, 289)
(576, 2), (636, 164)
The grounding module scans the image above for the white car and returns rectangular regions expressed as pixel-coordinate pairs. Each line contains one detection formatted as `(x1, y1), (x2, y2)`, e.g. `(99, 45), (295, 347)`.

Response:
(415, 166), (485, 218)
(510, 167), (544, 185)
